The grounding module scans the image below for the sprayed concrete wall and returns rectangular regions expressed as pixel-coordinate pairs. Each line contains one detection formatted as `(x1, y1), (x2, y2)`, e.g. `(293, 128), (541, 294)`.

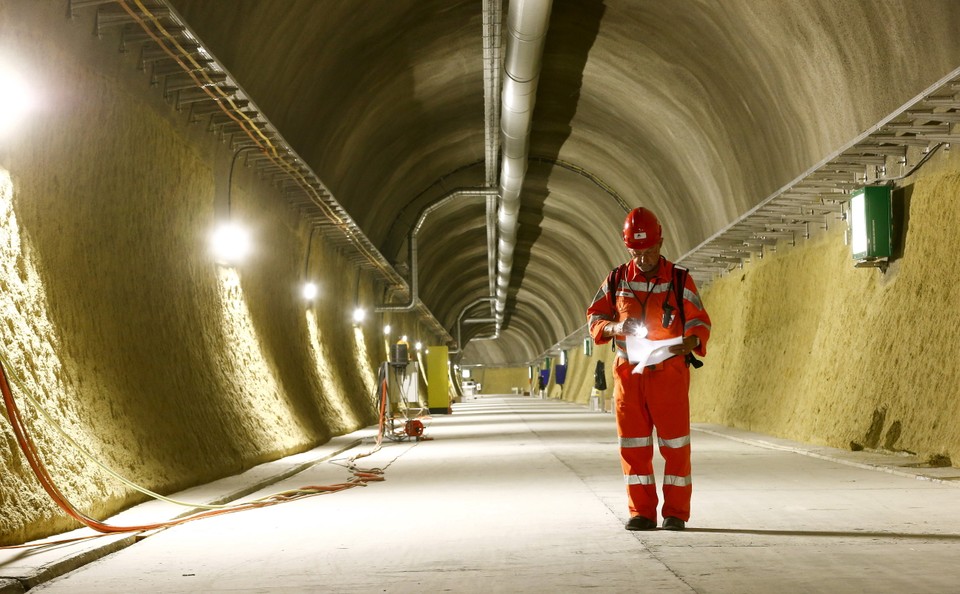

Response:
(4, 0), (960, 549)
(0, 3), (436, 545)
(691, 149), (960, 465)
(555, 149), (960, 470)
(467, 367), (530, 396)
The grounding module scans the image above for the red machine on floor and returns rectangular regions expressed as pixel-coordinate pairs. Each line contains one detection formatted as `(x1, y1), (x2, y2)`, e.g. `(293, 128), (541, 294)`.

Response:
(380, 341), (431, 441)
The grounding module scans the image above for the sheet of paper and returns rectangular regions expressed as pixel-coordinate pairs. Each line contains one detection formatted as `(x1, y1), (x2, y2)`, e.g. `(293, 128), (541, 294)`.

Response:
(625, 335), (683, 374)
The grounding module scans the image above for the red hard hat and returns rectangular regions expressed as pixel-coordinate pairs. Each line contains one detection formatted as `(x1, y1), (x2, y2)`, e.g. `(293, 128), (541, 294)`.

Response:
(622, 207), (662, 249)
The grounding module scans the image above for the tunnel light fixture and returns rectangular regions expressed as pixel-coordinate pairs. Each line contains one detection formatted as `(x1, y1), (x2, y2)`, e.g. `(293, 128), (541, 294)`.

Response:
(0, 65), (33, 138)
(210, 221), (251, 266)
(301, 281), (318, 301)
(383, 324), (392, 336)
(352, 307), (366, 325)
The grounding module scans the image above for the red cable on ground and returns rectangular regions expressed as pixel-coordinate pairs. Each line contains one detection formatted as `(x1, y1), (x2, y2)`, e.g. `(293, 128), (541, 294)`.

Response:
(0, 358), (390, 544)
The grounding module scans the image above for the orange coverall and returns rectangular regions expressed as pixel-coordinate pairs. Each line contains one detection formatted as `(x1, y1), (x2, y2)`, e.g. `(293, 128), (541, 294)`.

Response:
(586, 256), (710, 522)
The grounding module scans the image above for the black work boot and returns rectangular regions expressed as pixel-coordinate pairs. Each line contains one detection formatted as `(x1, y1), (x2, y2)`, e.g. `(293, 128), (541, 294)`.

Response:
(625, 516), (657, 531)
(661, 517), (685, 531)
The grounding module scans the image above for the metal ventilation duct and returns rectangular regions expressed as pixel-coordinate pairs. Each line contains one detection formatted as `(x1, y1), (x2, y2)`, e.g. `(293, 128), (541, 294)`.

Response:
(376, 189), (498, 313)
(495, 0), (553, 330)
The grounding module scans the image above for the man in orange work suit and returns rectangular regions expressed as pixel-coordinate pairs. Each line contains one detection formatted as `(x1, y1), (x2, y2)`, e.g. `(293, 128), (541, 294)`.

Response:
(586, 207), (711, 531)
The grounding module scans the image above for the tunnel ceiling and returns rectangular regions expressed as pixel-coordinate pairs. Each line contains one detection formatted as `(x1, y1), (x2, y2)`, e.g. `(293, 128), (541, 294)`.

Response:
(164, 0), (960, 366)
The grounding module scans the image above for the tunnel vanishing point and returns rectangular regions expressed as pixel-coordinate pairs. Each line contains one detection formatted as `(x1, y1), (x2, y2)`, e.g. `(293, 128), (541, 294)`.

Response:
(2, 0), (960, 546)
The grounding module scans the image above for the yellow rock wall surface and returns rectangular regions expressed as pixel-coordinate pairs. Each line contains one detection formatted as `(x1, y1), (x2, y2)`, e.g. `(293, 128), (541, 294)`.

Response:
(692, 151), (960, 464)
(557, 152), (960, 469)
(0, 3), (435, 545)
(4, 0), (960, 548)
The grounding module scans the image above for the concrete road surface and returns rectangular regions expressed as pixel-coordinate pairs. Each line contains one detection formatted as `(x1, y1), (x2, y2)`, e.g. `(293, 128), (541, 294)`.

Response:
(4, 395), (960, 593)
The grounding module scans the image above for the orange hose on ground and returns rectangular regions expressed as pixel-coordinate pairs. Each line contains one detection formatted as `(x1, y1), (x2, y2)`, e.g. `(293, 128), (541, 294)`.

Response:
(0, 358), (389, 542)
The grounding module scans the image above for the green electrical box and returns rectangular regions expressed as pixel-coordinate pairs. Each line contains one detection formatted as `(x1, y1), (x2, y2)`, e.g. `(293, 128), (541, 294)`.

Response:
(849, 185), (892, 261)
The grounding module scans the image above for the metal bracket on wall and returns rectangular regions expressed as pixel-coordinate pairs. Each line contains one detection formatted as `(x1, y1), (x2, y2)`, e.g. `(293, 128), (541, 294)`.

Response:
(533, 67), (960, 363)
(678, 66), (960, 289)
(67, 0), (452, 343)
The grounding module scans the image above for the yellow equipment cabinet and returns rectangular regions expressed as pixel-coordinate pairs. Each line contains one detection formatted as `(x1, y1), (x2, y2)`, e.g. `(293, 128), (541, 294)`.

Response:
(426, 346), (451, 414)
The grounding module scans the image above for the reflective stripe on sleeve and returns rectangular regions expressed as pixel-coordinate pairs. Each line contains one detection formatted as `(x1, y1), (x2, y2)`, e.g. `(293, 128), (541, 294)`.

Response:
(589, 313), (612, 326)
(683, 287), (704, 311)
(619, 436), (653, 448)
(657, 435), (691, 448)
(663, 474), (692, 487)
(684, 319), (711, 333)
(625, 474), (656, 485)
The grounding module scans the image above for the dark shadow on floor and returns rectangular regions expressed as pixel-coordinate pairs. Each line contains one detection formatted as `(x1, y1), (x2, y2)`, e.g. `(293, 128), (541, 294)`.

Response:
(678, 528), (960, 540)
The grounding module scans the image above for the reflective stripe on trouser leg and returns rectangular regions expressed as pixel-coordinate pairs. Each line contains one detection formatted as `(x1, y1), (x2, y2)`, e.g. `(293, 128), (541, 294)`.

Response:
(624, 473), (655, 485)
(613, 359), (658, 520)
(658, 434), (692, 494)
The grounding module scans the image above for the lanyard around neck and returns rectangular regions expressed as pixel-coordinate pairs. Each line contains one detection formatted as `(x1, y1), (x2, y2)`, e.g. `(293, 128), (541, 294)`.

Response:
(625, 264), (676, 328)
(625, 269), (657, 321)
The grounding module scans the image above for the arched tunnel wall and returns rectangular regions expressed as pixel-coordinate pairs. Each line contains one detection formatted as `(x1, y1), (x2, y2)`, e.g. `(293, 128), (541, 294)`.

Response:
(4, 1), (960, 548)
(0, 4), (440, 545)
(554, 149), (960, 468)
(689, 150), (960, 464)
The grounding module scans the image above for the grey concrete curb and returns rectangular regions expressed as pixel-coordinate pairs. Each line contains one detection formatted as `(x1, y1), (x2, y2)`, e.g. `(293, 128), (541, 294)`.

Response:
(7, 535), (138, 592)
(694, 424), (960, 487)
(0, 433), (367, 591)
